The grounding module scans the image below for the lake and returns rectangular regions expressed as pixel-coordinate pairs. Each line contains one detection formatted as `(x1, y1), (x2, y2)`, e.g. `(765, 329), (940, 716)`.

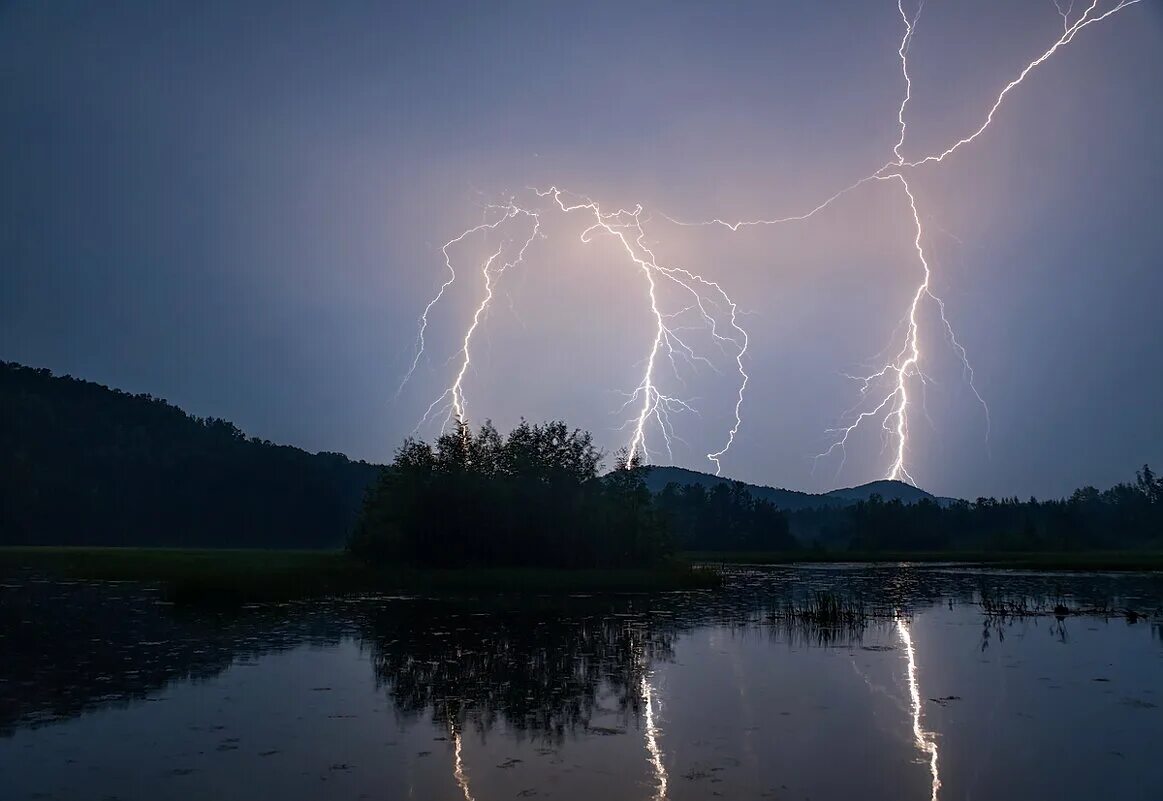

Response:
(2, 564), (1161, 800)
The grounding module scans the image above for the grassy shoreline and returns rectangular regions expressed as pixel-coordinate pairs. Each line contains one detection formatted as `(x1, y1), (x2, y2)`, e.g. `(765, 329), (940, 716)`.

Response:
(0, 547), (722, 604)
(684, 550), (1163, 571)
(5, 547), (1158, 606)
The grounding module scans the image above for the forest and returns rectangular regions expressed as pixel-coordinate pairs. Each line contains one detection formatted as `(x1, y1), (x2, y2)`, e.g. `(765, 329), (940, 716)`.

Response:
(655, 479), (798, 552)
(0, 362), (377, 547)
(787, 466), (1163, 552)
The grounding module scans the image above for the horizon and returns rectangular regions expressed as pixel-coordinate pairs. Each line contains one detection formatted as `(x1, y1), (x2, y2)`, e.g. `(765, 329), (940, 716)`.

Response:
(4, 357), (1146, 504)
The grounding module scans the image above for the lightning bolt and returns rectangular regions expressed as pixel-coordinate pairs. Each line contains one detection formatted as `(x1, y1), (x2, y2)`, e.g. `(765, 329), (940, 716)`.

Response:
(1054, 0), (1078, 31)
(893, 0), (1143, 170)
(820, 0), (1136, 482)
(403, 188), (750, 473)
(538, 187), (752, 469)
(813, 1), (934, 484)
(671, 0), (1135, 484)
(398, 205), (518, 399)
(417, 203), (541, 433)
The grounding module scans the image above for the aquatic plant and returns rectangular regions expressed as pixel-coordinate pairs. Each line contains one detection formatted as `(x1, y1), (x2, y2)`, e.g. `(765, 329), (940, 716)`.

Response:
(769, 591), (871, 626)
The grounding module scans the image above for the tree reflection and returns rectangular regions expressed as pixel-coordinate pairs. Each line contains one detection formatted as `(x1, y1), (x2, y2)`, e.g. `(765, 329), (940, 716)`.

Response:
(5, 564), (1159, 743)
(0, 578), (347, 736)
(360, 600), (675, 743)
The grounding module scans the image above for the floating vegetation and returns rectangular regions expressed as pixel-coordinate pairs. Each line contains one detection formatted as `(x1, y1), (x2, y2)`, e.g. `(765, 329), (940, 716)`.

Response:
(978, 591), (1158, 621)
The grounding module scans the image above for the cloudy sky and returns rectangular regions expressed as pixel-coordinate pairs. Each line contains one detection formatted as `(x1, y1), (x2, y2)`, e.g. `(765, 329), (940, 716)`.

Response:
(2, 0), (1160, 499)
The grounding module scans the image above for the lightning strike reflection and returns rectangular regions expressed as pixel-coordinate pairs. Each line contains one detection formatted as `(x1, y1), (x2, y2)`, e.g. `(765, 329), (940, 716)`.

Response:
(898, 617), (940, 801)
(641, 672), (669, 801)
(452, 728), (475, 801)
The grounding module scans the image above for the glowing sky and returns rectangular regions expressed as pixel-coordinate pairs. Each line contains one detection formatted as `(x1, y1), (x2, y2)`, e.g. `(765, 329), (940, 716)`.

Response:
(1, 0), (1160, 498)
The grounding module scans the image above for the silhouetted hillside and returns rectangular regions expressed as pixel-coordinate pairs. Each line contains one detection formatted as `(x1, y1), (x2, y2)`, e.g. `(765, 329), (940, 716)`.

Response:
(823, 479), (950, 506)
(0, 362), (379, 548)
(640, 466), (948, 511)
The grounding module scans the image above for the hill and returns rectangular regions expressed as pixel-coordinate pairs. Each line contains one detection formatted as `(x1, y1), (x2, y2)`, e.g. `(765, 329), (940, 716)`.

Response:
(0, 362), (379, 548)
(823, 479), (951, 506)
(641, 466), (945, 511)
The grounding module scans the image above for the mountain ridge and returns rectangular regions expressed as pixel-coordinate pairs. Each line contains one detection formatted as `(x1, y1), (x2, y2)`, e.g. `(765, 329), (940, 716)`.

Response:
(639, 466), (953, 510)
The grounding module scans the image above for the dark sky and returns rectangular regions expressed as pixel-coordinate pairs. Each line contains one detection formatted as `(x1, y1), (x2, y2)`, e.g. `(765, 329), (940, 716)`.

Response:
(2, 0), (1160, 499)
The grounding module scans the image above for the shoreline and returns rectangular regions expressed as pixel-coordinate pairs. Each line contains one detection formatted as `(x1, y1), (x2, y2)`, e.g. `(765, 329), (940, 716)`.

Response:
(0, 547), (722, 604)
(684, 550), (1163, 572)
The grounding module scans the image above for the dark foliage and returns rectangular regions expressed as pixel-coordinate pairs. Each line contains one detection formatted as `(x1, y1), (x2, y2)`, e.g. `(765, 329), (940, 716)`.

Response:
(0, 362), (378, 547)
(655, 479), (797, 551)
(789, 465), (1163, 552)
(349, 420), (673, 568)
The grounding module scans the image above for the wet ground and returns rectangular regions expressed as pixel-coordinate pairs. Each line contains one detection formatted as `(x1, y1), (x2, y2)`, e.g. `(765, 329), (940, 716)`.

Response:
(1, 564), (1161, 800)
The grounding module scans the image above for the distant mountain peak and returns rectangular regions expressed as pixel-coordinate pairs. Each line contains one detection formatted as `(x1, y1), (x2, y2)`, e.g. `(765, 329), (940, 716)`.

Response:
(823, 479), (937, 504)
(638, 465), (950, 510)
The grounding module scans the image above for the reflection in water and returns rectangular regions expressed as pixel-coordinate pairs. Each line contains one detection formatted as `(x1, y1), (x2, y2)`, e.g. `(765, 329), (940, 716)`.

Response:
(641, 672), (668, 800)
(362, 601), (677, 742)
(4, 566), (1163, 801)
(898, 617), (940, 801)
(453, 728), (475, 801)
(0, 577), (351, 736)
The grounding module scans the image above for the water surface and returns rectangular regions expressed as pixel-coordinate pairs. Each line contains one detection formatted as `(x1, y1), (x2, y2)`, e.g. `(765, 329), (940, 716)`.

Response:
(2, 565), (1161, 800)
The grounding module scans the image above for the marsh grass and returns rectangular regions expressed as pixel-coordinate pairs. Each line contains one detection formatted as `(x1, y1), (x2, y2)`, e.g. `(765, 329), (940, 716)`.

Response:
(768, 591), (880, 626)
(764, 591), (897, 647)
(977, 591), (1154, 622)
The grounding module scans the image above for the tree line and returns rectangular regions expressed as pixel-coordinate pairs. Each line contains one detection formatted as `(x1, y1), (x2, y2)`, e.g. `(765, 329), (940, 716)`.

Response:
(655, 479), (797, 552)
(789, 465), (1163, 552)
